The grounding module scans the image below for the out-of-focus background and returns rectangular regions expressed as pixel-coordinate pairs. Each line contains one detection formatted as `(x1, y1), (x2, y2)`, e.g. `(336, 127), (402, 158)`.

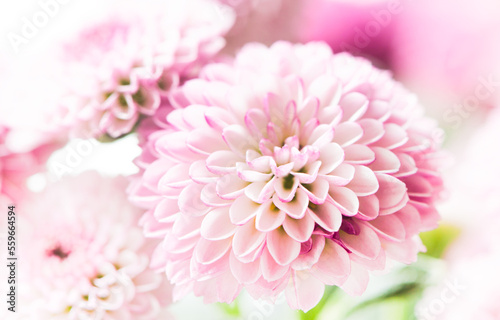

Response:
(2, 0), (500, 319)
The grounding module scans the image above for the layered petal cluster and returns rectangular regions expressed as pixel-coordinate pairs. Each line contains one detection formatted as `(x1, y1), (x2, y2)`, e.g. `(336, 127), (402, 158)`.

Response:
(130, 41), (443, 311)
(60, 0), (235, 139)
(17, 172), (172, 319)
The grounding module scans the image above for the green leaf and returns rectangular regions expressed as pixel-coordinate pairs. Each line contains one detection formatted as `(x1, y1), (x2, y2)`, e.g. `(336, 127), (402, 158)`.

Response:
(420, 224), (461, 259)
(218, 300), (241, 317)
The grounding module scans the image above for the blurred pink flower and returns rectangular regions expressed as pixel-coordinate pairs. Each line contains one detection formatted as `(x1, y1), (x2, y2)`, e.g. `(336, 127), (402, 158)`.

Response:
(392, 0), (500, 106)
(0, 125), (61, 203)
(59, 0), (234, 139)
(130, 41), (444, 311)
(218, 0), (304, 54)
(17, 172), (172, 319)
(417, 217), (500, 320)
(299, 0), (396, 68)
(300, 0), (500, 117)
(417, 108), (500, 319)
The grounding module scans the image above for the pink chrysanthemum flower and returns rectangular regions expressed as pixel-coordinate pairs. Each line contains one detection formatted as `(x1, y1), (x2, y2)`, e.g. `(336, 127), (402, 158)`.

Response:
(130, 42), (443, 311)
(17, 172), (173, 319)
(60, 0), (234, 139)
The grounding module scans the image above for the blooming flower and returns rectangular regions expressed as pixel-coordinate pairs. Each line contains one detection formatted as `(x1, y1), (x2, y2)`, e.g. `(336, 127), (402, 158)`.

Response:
(130, 41), (443, 311)
(16, 172), (172, 319)
(59, 0), (234, 139)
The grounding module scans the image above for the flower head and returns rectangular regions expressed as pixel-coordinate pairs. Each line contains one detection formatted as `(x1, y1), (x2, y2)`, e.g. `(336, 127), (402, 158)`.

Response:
(17, 172), (172, 319)
(130, 42), (443, 311)
(59, 0), (235, 139)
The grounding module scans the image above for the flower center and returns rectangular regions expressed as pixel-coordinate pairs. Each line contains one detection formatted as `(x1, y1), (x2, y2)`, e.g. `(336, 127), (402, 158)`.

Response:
(47, 244), (71, 260)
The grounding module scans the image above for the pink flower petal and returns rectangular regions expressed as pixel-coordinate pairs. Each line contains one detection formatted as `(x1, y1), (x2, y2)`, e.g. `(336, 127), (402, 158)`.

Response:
(292, 161), (321, 184)
(393, 153), (418, 178)
(244, 178), (276, 203)
(187, 128), (227, 155)
(372, 123), (408, 149)
(312, 239), (350, 285)
(307, 75), (341, 108)
(222, 125), (257, 157)
(339, 92), (368, 122)
(206, 150), (241, 174)
(267, 227), (301, 266)
(201, 183), (231, 207)
(272, 189), (309, 219)
(205, 107), (237, 132)
(345, 165), (379, 196)
(232, 220), (266, 260)
(189, 160), (217, 184)
(156, 132), (204, 162)
(154, 198), (180, 223)
(367, 147), (401, 174)
(343, 144), (376, 165)
(367, 214), (406, 242)
(375, 173), (408, 213)
(260, 247), (290, 282)
(321, 163), (355, 187)
(340, 222), (381, 260)
(329, 187), (359, 216)
(382, 237), (424, 264)
(362, 100), (390, 122)
(318, 142), (344, 174)
(195, 237), (232, 265)
(216, 174), (249, 200)
(308, 201), (342, 232)
(340, 261), (370, 296)
(356, 119), (385, 145)
(351, 248), (386, 271)
(298, 96), (320, 125)
(292, 235), (325, 270)
(395, 204), (421, 239)
(158, 163), (191, 189)
(201, 207), (237, 240)
(356, 195), (380, 221)
(178, 183), (210, 217)
(282, 214), (315, 242)
(401, 174), (433, 197)
(332, 122), (363, 147)
(272, 162), (295, 178)
(410, 200), (440, 231)
(255, 201), (286, 232)
(172, 215), (203, 241)
(237, 164), (273, 182)
(229, 196), (260, 225)
(299, 177), (329, 204)
(229, 251), (261, 284)
(285, 271), (325, 312)
(307, 124), (334, 147)
(248, 155), (274, 173)
(274, 175), (299, 202)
